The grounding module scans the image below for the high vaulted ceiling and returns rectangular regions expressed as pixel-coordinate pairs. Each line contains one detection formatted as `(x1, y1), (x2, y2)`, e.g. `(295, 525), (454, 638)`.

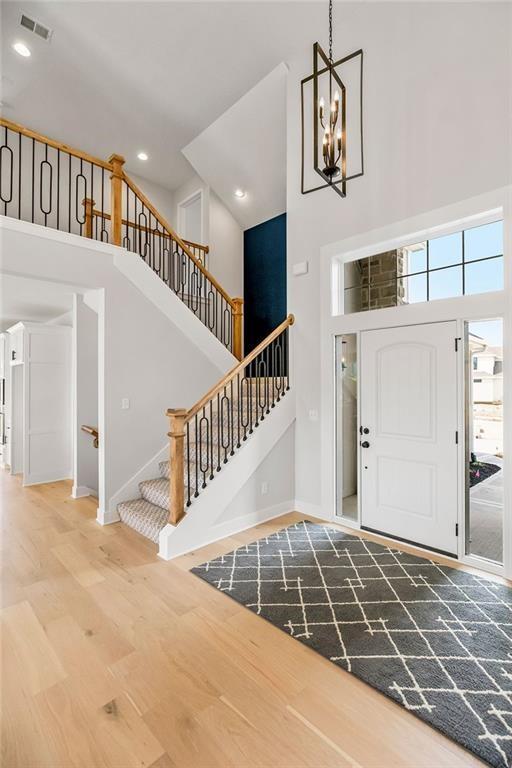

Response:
(1, 1), (330, 193)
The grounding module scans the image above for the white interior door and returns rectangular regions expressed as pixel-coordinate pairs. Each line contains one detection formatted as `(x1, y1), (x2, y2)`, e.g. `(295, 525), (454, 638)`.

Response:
(360, 321), (459, 555)
(178, 192), (203, 244)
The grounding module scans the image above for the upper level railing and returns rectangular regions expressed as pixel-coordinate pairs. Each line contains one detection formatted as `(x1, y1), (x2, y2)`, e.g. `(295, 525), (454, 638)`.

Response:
(166, 314), (294, 525)
(0, 118), (243, 358)
(181, 239), (209, 269)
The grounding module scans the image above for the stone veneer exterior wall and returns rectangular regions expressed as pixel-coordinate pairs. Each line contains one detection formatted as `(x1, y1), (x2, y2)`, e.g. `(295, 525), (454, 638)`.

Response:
(359, 249), (407, 310)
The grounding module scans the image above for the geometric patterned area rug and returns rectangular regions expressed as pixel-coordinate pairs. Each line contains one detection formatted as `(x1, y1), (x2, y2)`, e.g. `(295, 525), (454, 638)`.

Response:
(191, 521), (512, 768)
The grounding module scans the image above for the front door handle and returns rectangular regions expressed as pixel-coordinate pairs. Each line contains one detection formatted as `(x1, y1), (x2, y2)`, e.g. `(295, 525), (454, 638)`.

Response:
(361, 441), (370, 448)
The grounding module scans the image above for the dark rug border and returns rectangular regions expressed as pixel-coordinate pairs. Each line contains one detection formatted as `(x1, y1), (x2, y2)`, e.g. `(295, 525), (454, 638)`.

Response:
(190, 519), (509, 768)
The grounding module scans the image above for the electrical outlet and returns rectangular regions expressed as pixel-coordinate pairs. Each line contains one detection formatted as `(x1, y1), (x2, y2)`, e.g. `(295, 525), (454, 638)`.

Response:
(308, 409), (318, 422)
(121, 398), (130, 410)
(261, 481), (268, 495)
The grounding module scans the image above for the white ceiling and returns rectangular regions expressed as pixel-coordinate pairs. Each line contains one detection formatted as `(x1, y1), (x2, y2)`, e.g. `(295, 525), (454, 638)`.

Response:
(0, 1), (327, 194)
(1, 274), (75, 331)
(183, 63), (287, 230)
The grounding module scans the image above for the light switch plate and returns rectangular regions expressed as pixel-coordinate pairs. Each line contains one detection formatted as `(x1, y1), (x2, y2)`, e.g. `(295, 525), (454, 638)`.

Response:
(292, 261), (309, 276)
(121, 398), (130, 410)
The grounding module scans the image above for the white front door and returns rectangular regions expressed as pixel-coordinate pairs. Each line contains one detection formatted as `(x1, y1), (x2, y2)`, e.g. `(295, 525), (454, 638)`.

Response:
(360, 321), (459, 555)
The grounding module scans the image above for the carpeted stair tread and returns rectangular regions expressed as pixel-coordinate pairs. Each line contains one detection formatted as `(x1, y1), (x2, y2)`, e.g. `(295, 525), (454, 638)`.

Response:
(117, 379), (290, 544)
(117, 498), (168, 544)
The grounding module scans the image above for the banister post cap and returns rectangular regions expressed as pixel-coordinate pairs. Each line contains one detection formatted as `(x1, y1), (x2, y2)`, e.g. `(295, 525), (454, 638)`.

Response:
(108, 153), (125, 165)
(166, 408), (188, 417)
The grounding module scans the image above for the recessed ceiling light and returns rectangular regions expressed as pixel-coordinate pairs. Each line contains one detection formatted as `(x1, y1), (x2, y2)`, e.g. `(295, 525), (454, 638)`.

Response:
(137, 151), (148, 161)
(13, 41), (31, 57)
(234, 188), (246, 199)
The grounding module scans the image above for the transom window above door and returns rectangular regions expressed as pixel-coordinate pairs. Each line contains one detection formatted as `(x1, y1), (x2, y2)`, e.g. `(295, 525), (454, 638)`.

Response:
(343, 220), (503, 314)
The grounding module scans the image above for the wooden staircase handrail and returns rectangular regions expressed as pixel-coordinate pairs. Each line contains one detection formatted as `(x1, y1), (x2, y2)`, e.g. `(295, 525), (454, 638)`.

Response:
(182, 238), (209, 255)
(122, 173), (235, 310)
(81, 424), (99, 448)
(0, 118), (113, 171)
(174, 314), (295, 423)
(87, 205), (209, 255)
(1, 117), (242, 356)
(166, 314), (294, 525)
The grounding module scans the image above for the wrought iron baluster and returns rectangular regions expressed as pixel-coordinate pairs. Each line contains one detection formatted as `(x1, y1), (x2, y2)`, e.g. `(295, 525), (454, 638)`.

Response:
(134, 190), (138, 255)
(265, 343), (270, 414)
(123, 179), (130, 249)
(236, 373), (241, 448)
(277, 335), (283, 400)
(18, 132), (22, 220)
(240, 373), (249, 441)
(90, 160), (94, 237)
(271, 339), (276, 408)
(209, 399), (215, 480)
(31, 137), (35, 223)
(76, 158), (86, 235)
(216, 392), (221, 471)
(286, 327), (290, 390)
(220, 387), (230, 464)
(248, 360), (254, 434)
(229, 379), (235, 456)
(100, 167), (108, 241)
(186, 421), (191, 507)
(56, 147), (60, 230)
(194, 414), (199, 497)
(199, 407), (209, 490)
(0, 127), (13, 215)
(68, 152), (72, 232)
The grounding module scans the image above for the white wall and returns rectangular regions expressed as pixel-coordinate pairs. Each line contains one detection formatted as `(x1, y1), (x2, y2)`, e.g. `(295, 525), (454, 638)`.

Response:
(287, 2), (512, 513)
(1, 218), (227, 518)
(216, 423), (295, 525)
(73, 294), (99, 497)
(174, 171), (244, 298)
(182, 62), (287, 232)
(129, 172), (175, 226)
(209, 190), (243, 298)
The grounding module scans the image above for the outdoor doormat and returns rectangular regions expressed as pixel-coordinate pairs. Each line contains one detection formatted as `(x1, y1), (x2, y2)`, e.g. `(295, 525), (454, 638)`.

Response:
(470, 460), (501, 488)
(191, 521), (512, 768)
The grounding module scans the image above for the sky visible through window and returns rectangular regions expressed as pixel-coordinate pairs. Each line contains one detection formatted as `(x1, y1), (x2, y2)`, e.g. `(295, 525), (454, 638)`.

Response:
(471, 318), (503, 347)
(406, 220), (503, 304)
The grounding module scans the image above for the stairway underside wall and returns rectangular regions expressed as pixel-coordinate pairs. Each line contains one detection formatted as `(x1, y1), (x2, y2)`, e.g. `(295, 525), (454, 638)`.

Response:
(0, 218), (233, 520)
(159, 392), (296, 559)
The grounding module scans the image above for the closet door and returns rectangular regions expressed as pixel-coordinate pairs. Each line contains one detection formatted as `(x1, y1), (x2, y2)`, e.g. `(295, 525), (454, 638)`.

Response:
(23, 327), (71, 485)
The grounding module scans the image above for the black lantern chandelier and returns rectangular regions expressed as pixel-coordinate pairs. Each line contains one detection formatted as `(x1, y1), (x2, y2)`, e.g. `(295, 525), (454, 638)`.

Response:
(301, 0), (364, 198)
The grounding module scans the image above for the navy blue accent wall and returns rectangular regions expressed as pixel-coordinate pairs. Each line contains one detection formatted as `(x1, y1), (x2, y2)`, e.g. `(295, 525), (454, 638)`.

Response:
(243, 213), (286, 355)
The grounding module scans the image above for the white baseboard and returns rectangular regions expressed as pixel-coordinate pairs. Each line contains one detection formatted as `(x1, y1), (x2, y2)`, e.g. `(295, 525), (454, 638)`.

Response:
(158, 499), (295, 560)
(96, 506), (120, 526)
(71, 485), (97, 499)
(22, 474), (72, 487)
(293, 499), (329, 521)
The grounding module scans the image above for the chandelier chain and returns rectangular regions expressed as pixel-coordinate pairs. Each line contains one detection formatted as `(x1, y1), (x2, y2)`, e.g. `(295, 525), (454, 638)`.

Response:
(328, 0), (333, 62)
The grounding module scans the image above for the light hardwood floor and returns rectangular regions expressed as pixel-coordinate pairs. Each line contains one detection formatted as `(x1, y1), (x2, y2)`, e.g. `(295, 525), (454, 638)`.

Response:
(1, 471), (491, 768)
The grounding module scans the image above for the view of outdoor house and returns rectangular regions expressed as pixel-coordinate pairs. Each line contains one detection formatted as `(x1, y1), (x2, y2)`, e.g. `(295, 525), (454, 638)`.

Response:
(468, 319), (504, 563)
